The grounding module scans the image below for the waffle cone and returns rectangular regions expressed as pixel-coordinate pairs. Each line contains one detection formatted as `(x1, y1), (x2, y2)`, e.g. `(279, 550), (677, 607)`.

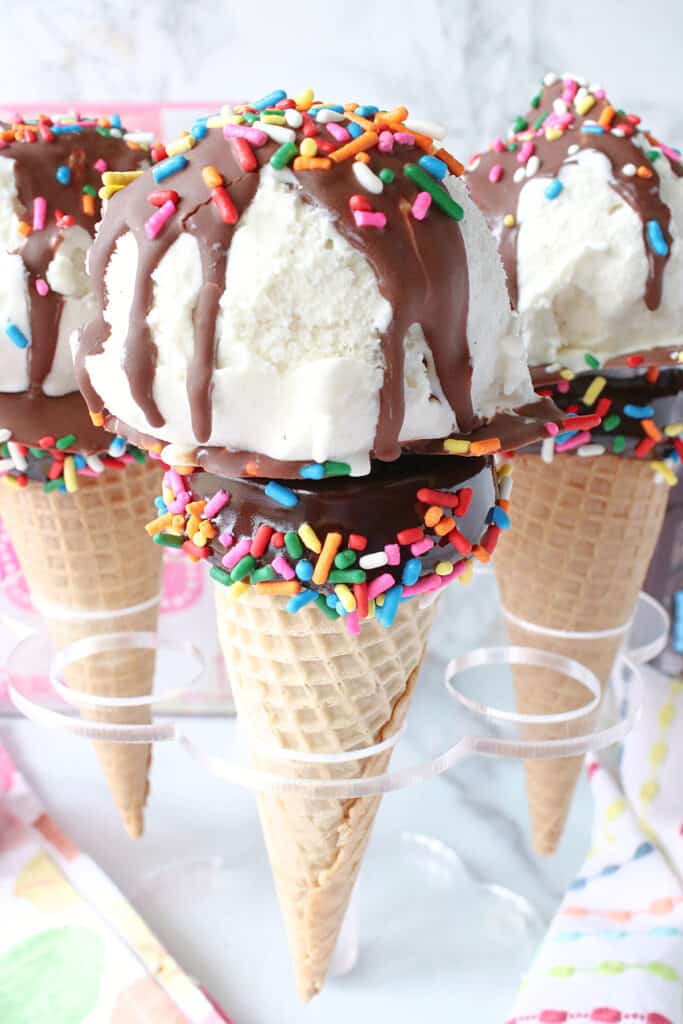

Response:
(0, 461), (163, 838)
(214, 584), (437, 1000)
(495, 453), (670, 854)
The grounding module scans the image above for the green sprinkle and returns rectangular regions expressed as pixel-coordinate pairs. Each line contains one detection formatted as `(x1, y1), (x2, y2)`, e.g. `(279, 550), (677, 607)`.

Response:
(29, 447), (46, 458)
(379, 167), (394, 184)
(584, 352), (601, 369)
(513, 116), (528, 133)
(231, 555), (256, 582)
(533, 112), (549, 130)
(82, 184), (97, 196)
(613, 435), (626, 454)
(506, 142), (518, 152)
(262, 108), (284, 116)
(252, 565), (276, 583)
(43, 479), (65, 493)
(327, 569), (367, 584)
(56, 433), (77, 450)
(323, 460), (351, 477)
(403, 164), (464, 221)
(154, 533), (184, 549)
(285, 531), (304, 559)
(270, 142), (298, 170)
(315, 595), (339, 620)
(603, 414), (621, 432)
(210, 565), (233, 586)
(96, 126), (111, 137)
(129, 446), (145, 464)
(0, 443), (8, 458)
(242, 112), (259, 124)
(334, 550), (357, 570)
(530, 91), (543, 110)
(647, 149), (661, 162)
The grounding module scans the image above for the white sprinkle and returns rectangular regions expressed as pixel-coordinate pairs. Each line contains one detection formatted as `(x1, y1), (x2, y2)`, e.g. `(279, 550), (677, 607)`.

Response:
(499, 476), (513, 501)
(284, 109), (303, 128)
(526, 155), (541, 177)
(622, 163), (637, 177)
(467, 157), (481, 173)
(589, 82), (603, 95)
(567, 144), (580, 156)
(404, 118), (447, 140)
(541, 438), (555, 464)
(220, 104), (235, 117)
(544, 72), (558, 86)
(545, 362), (562, 374)
(553, 99), (568, 116)
(513, 167), (526, 184)
(316, 108), (345, 123)
(359, 551), (388, 571)
(577, 444), (606, 457)
(0, 428), (12, 443)
(206, 115), (230, 129)
(353, 161), (384, 194)
(612, 128), (626, 138)
(574, 87), (588, 109)
(160, 443), (198, 467)
(257, 121), (296, 144)
(124, 131), (155, 144)
(109, 128), (123, 138)
(86, 454), (105, 474)
(8, 442), (27, 472)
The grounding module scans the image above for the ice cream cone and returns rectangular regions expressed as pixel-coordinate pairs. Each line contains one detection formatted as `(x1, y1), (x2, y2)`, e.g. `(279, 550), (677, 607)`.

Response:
(495, 453), (670, 854)
(214, 583), (437, 1000)
(0, 461), (163, 837)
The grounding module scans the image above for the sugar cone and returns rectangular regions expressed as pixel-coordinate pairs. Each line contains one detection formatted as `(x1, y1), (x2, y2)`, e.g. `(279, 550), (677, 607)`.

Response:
(495, 453), (670, 854)
(0, 461), (163, 837)
(214, 584), (437, 1000)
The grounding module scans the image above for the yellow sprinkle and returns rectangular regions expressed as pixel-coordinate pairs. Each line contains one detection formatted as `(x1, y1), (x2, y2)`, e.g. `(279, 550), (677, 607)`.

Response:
(673, 681), (683, 696)
(497, 461), (513, 479)
(192, 531), (207, 547)
(299, 137), (317, 157)
(202, 165), (223, 188)
(296, 88), (315, 111)
(63, 455), (78, 493)
(298, 522), (322, 554)
(1, 476), (20, 489)
(229, 580), (250, 601)
(545, 127), (564, 141)
(367, 598), (376, 618)
(457, 562), (473, 585)
(651, 461), (677, 487)
(664, 422), (683, 437)
(206, 115), (230, 128)
(145, 513), (172, 537)
(443, 438), (471, 454)
(98, 184), (125, 200)
(375, 593), (385, 607)
(582, 375), (606, 405)
(335, 584), (356, 612)
(166, 133), (196, 156)
(162, 487), (174, 504)
(261, 114), (286, 125)
(89, 410), (105, 427)
(102, 170), (144, 187)
(560, 368), (575, 381)
(435, 561), (454, 576)
(503, 213), (516, 227)
(575, 94), (596, 116)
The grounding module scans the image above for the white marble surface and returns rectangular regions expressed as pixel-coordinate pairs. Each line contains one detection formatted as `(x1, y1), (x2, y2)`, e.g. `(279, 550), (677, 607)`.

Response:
(1, 0), (682, 156)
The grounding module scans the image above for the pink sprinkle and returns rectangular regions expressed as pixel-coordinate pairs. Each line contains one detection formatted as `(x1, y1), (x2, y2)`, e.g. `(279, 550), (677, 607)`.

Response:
(203, 489), (230, 519)
(594, 88), (606, 100)
(353, 210), (386, 229)
(661, 144), (681, 163)
(223, 124), (268, 147)
(402, 574), (441, 598)
(272, 555), (295, 581)
(367, 573), (396, 601)
(327, 122), (350, 143)
(94, 158), (108, 173)
(145, 198), (176, 240)
(563, 79), (578, 103)
(557, 380), (571, 394)
(167, 491), (190, 514)
(394, 132), (415, 146)
(488, 163), (503, 183)
(517, 141), (534, 164)
(168, 468), (184, 493)
(222, 537), (251, 571)
(35, 278), (49, 297)
(555, 430), (592, 453)
(411, 191), (432, 221)
(218, 530), (234, 548)
(411, 538), (434, 557)
(492, 136), (506, 153)
(378, 130), (394, 153)
(384, 543), (400, 566)
(32, 196), (47, 231)
(344, 611), (360, 636)
(544, 421), (559, 436)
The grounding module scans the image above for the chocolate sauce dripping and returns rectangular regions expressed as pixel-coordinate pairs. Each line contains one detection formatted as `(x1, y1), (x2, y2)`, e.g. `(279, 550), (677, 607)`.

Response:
(466, 80), (677, 312)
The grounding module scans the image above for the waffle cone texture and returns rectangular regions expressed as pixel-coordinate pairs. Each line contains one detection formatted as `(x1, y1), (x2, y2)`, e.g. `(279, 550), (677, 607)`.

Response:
(0, 461), (163, 838)
(495, 453), (670, 855)
(214, 584), (437, 1000)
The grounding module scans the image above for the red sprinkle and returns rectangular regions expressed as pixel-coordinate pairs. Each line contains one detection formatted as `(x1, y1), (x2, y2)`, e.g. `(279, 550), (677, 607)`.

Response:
(448, 528), (472, 555)
(301, 114), (318, 138)
(212, 186), (238, 224)
(148, 189), (179, 207)
(232, 137), (258, 172)
(348, 533), (368, 551)
(272, 531), (285, 548)
(38, 435), (56, 449)
(183, 540), (209, 560)
(634, 437), (656, 458)
(561, 413), (602, 431)
(275, 98), (296, 109)
(626, 353), (644, 367)
(315, 139), (336, 155)
(396, 527), (424, 545)
(480, 524), (501, 554)
(416, 487), (462, 509)
(349, 194), (373, 212)
(456, 488), (473, 517)
(16, 474), (29, 488)
(250, 524), (273, 558)
(354, 582), (369, 619)
(674, 438), (683, 461)
(647, 366), (660, 384)
(151, 143), (168, 164)
(595, 396), (612, 418)
(48, 461), (64, 481)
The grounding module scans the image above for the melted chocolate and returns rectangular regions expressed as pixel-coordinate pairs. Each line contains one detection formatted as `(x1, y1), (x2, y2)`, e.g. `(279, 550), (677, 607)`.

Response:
(466, 79), (679, 311)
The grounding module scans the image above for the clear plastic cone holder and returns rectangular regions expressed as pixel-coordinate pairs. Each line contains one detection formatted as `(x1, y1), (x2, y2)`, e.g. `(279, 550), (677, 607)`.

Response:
(4, 578), (668, 1019)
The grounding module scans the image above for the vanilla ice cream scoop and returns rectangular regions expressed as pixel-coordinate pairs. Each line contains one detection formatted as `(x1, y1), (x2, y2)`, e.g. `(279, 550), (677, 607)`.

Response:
(466, 73), (683, 373)
(76, 91), (555, 478)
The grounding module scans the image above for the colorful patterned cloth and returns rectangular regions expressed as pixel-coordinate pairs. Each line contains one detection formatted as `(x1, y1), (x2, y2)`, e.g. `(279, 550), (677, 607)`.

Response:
(0, 744), (232, 1023)
(508, 666), (683, 1024)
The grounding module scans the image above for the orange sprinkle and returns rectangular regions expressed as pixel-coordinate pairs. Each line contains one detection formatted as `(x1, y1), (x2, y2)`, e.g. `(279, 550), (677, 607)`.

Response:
(598, 104), (615, 128)
(329, 131), (378, 163)
(498, 498), (511, 514)
(89, 410), (105, 427)
(255, 581), (302, 596)
(434, 516), (455, 537)
(424, 506), (443, 528)
(470, 437), (501, 456)
(380, 106), (409, 125)
(18, 221), (31, 236)
(199, 520), (217, 539)
(641, 418), (663, 441)
(148, 442), (164, 454)
(202, 165), (223, 188)
(170, 514), (185, 533)
(434, 147), (464, 177)
(292, 156), (332, 171)
(82, 194), (95, 216)
(174, 465), (195, 475)
(637, 165), (653, 179)
(312, 531), (343, 585)
(471, 545), (490, 563)
(647, 366), (660, 384)
(186, 513), (201, 537)
(245, 462), (260, 476)
(354, 151), (371, 164)
(145, 513), (172, 536)
(344, 111), (377, 132)
(186, 500), (207, 515)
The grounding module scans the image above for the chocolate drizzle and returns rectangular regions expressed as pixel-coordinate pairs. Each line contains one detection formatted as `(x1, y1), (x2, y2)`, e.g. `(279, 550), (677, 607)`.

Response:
(78, 123), (473, 467)
(466, 79), (678, 312)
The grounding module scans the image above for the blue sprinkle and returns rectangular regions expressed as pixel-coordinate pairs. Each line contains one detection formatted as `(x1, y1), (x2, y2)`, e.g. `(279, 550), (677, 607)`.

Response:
(73, 454), (86, 470)
(490, 505), (511, 530)
(152, 154), (189, 183)
(355, 105), (378, 117)
(287, 589), (318, 613)
(51, 124), (82, 134)
(402, 558), (421, 586)
(347, 122), (363, 139)
(264, 481), (299, 508)
(252, 89), (287, 111)
(299, 462), (325, 480)
(673, 590), (683, 653)
(377, 584), (403, 628)
(581, 124), (604, 134)
(108, 435), (127, 457)
(295, 559), (313, 582)
(110, 113), (122, 129)
(624, 403), (655, 419)
(56, 165), (71, 185)
(191, 120), (208, 140)
(154, 497), (168, 513)
(335, 600), (347, 616)
(544, 178), (563, 200)
(5, 323), (29, 349)
(647, 219), (669, 256)
(555, 428), (580, 445)
(418, 154), (447, 180)
(326, 593), (338, 609)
